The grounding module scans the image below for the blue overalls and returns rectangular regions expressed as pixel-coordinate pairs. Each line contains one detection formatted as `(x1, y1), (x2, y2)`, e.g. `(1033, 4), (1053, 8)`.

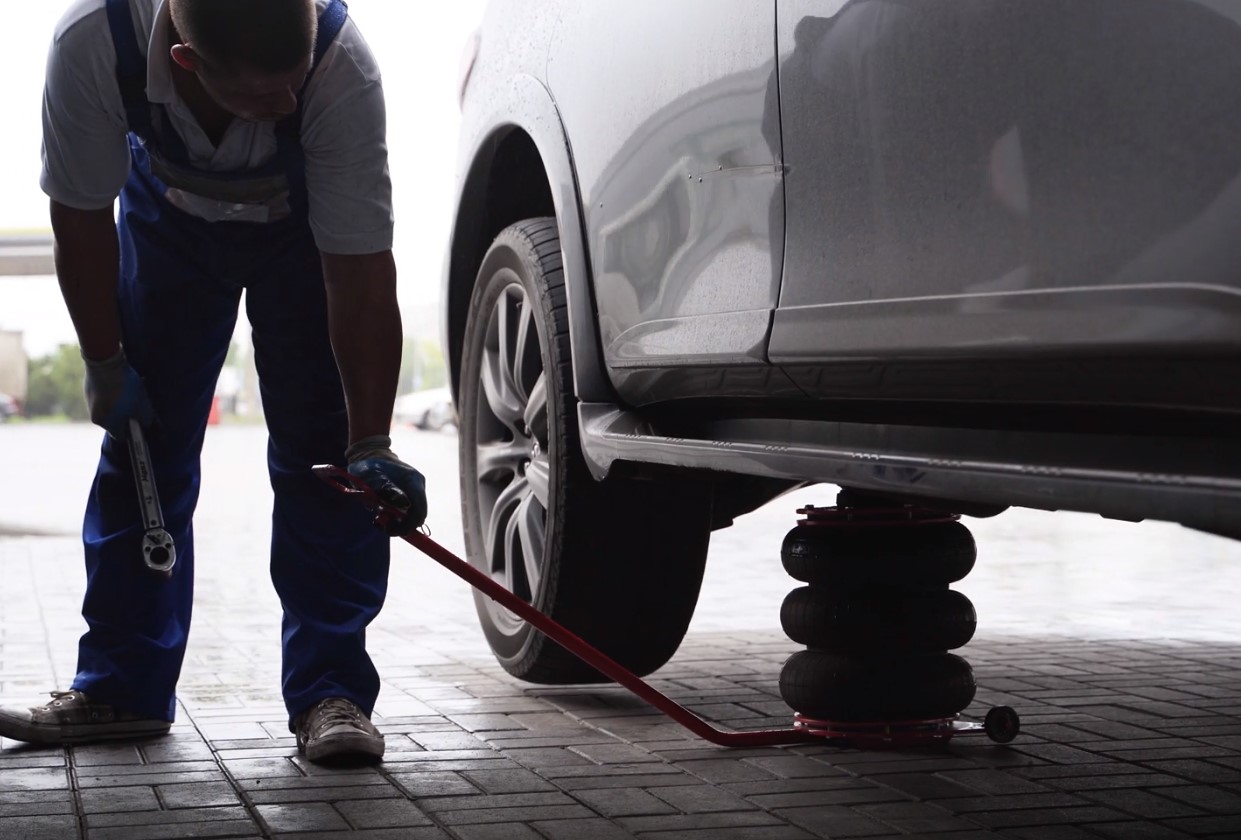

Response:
(74, 0), (391, 729)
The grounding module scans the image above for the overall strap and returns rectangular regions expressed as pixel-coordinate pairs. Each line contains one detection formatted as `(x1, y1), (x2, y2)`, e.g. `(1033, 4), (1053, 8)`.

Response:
(311, 0), (349, 83)
(105, 0), (153, 136)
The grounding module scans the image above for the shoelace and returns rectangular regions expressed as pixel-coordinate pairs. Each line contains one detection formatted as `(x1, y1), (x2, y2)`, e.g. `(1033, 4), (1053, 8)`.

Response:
(42, 690), (81, 711)
(307, 699), (365, 736)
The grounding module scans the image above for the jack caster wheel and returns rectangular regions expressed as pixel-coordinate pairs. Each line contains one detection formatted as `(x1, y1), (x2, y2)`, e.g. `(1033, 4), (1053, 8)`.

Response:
(984, 705), (1021, 743)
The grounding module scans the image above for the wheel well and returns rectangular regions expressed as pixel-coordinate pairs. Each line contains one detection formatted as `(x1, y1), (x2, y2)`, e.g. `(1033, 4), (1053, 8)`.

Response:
(446, 128), (556, 398)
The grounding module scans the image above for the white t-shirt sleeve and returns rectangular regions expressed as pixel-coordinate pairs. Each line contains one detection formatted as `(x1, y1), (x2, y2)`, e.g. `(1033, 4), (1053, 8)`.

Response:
(300, 18), (395, 255)
(40, 7), (132, 211)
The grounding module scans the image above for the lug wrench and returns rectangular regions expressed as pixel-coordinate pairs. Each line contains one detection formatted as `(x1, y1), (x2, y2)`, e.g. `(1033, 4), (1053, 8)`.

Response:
(127, 418), (176, 579)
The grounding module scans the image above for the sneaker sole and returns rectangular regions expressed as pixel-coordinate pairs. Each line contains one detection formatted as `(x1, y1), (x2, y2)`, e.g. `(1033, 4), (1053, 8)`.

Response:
(0, 711), (170, 746)
(301, 731), (385, 764)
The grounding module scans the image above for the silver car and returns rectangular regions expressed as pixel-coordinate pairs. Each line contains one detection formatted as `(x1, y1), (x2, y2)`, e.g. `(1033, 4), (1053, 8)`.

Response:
(444, 1), (1241, 684)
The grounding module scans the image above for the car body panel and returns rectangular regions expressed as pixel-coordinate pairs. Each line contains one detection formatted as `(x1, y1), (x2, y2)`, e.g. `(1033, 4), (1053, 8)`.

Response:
(546, 1), (783, 375)
(771, 0), (1241, 365)
(445, 0), (617, 404)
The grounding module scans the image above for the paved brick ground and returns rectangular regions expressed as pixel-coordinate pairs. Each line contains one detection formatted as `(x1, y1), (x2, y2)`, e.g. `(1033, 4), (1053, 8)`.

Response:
(3, 425), (1241, 839)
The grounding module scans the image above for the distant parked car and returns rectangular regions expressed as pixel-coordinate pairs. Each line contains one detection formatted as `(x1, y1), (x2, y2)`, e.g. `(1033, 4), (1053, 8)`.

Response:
(0, 393), (19, 422)
(393, 388), (456, 431)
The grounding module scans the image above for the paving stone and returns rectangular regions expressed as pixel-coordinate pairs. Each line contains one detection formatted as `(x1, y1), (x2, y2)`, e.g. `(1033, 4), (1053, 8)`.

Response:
(741, 756), (841, 780)
(532, 817), (641, 840)
(940, 793), (1090, 813)
(1079, 788), (1206, 819)
(0, 767), (69, 792)
(867, 772), (982, 801)
(236, 774), (387, 791)
(0, 800), (75, 818)
(158, 782), (245, 809)
(620, 812), (789, 834)
(418, 791), (578, 813)
(248, 783), (403, 805)
(435, 804), (595, 825)
(375, 757), (513, 772)
(449, 824), (545, 840)
(501, 747), (597, 769)
(966, 805), (1132, 828)
(937, 769), (1055, 795)
(554, 774), (703, 791)
(459, 768), (557, 793)
(388, 771), (480, 798)
(87, 820), (260, 840)
(265, 830), (449, 840)
(635, 828), (816, 840)
(0, 815), (79, 839)
(222, 757), (305, 778)
(76, 770), (226, 787)
(336, 797), (434, 828)
(141, 741), (217, 763)
(999, 826), (1099, 839)
(570, 743), (661, 765)
(1161, 814), (1241, 834)
(650, 784), (759, 814)
(1155, 783), (1241, 813)
(85, 806), (251, 828)
(1139, 760), (1241, 784)
(852, 801), (980, 833)
(575, 788), (680, 817)
(1089, 822), (1197, 839)
(771, 805), (894, 837)
(72, 744), (144, 767)
(78, 785), (160, 813)
(747, 787), (907, 810)
(255, 802), (351, 833)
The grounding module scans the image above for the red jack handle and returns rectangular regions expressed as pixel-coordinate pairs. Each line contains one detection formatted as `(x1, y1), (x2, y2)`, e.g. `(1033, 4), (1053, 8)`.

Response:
(314, 465), (816, 747)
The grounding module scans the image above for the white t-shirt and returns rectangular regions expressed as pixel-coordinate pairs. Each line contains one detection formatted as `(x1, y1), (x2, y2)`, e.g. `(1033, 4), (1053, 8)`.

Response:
(41, 0), (393, 255)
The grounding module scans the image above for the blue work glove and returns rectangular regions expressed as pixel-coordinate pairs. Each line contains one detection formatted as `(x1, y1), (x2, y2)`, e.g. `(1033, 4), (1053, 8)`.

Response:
(345, 435), (428, 536)
(83, 350), (155, 439)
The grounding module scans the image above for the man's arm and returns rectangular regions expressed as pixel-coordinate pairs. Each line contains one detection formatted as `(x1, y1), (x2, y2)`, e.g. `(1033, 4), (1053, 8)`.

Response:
(50, 200), (122, 361)
(321, 249), (402, 445)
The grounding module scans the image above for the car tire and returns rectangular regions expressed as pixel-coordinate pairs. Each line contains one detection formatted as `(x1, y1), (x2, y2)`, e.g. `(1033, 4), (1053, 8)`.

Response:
(780, 586), (977, 654)
(459, 218), (712, 684)
(781, 522), (976, 587)
(780, 650), (977, 721)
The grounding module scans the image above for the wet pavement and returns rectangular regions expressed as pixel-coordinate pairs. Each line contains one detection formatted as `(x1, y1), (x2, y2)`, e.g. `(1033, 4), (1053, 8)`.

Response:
(3, 423), (1241, 839)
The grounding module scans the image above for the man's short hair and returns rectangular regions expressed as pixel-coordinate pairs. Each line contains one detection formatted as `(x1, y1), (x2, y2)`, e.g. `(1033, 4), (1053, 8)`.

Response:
(170, 0), (318, 74)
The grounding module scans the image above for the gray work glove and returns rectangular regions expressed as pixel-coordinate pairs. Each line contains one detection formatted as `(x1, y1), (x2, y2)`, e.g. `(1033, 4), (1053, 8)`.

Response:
(83, 350), (155, 439)
(345, 435), (428, 536)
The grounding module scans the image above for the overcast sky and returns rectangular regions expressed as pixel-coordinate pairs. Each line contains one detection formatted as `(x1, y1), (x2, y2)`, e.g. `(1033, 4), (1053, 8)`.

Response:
(0, 0), (488, 355)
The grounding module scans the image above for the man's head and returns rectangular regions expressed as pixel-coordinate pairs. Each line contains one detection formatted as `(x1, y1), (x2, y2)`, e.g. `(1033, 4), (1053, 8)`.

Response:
(168, 0), (318, 122)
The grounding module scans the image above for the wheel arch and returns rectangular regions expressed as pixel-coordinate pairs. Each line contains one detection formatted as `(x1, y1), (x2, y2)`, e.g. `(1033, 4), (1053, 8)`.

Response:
(444, 75), (615, 412)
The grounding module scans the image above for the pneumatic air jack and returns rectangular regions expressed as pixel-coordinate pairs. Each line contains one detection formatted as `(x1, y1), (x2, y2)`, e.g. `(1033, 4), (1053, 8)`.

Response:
(127, 419), (176, 579)
(315, 467), (1018, 748)
(777, 492), (1020, 746)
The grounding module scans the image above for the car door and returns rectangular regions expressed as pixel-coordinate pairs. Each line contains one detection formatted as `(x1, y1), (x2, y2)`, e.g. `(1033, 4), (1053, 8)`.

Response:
(770, 0), (1241, 378)
(547, 2), (785, 396)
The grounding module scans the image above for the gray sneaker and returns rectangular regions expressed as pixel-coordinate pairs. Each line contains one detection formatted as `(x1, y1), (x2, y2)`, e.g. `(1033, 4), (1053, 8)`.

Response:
(295, 698), (384, 764)
(0, 691), (171, 745)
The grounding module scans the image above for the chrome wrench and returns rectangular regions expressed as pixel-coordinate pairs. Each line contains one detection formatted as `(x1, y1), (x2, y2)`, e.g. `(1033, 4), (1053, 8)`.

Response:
(127, 418), (176, 578)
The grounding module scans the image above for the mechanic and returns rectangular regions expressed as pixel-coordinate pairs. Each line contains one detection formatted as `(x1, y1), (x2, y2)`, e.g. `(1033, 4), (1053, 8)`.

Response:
(0, 0), (424, 764)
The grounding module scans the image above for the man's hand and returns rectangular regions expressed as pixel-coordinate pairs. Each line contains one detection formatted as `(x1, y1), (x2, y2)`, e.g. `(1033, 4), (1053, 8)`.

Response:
(84, 350), (155, 439)
(345, 435), (428, 536)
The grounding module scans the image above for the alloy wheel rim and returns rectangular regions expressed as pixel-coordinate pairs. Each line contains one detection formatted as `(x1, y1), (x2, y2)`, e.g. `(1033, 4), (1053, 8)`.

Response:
(473, 273), (551, 634)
